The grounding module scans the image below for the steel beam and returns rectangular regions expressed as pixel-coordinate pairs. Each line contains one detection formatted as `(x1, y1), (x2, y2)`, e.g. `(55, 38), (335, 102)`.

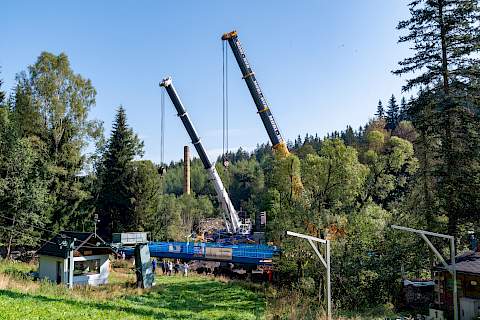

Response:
(391, 225), (457, 320)
(287, 230), (331, 320)
(286, 231), (328, 244)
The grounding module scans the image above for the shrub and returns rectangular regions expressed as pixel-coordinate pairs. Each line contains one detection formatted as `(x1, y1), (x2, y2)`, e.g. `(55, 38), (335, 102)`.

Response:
(2, 267), (34, 281)
(111, 259), (130, 269)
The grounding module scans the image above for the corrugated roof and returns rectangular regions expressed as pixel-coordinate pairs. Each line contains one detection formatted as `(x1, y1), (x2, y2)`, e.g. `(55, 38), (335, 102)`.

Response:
(37, 231), (111, 258)
(435, 251), (480, 275)
(403, 279), (435, 287)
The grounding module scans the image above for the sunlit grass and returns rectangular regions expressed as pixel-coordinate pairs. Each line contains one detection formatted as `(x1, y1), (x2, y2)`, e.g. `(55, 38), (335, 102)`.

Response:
(0, 260), (265, 320)
(0, 260), (406, 319)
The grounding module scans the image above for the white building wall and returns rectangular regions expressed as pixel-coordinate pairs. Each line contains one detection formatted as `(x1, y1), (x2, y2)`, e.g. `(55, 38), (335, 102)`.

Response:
(38, 255), (66, 283)
(72, 255), (110, 286)
(38, 254), (110, 286)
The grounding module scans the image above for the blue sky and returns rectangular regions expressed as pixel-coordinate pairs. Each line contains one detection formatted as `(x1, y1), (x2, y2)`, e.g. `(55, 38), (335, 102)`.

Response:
(1, 1), (412, 163)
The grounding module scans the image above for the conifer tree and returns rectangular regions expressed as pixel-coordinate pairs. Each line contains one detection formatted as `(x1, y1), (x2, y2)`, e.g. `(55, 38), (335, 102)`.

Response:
(386, 94), (399, 130)
(399, 97), (408, 122)
(375, 100), (385, 119)
(394, 0), (480, 237)
(294, 135), (302, 149)
(342, 125), (356, 146)
(0, 109), (49, 257)
(96, 106), (144, 238)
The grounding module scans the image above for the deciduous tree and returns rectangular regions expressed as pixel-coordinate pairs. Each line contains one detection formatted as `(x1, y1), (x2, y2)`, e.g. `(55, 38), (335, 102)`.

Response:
(9, 53), (103, 233)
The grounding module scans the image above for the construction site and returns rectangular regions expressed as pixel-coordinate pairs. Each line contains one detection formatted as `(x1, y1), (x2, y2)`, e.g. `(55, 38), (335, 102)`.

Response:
(2, 1), (480, 319)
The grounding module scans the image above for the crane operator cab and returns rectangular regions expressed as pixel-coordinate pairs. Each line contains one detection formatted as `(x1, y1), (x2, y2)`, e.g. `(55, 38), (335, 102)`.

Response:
(237, 210), (252, 235)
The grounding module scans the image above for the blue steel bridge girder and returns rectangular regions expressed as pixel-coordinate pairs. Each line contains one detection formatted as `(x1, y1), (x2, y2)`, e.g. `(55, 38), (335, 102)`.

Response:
(121, 241), (279, 266)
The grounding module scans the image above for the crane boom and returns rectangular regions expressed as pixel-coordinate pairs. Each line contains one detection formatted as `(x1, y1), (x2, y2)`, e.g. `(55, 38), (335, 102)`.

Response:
(160, 77), (247, 234)
(222, 30), (289, 156)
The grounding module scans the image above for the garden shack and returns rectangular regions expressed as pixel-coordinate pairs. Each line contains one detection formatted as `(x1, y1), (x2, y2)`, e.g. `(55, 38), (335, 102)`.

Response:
(402, 279), (434, 309)
(433, 250), (480, 320)
(37, 231), (112, 286)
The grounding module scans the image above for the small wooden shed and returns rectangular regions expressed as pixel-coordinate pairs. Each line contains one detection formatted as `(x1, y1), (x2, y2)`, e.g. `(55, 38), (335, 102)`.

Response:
(402, 279), (434, 308)
(37, 231), (112, 286)
(434, 251), (480, 319)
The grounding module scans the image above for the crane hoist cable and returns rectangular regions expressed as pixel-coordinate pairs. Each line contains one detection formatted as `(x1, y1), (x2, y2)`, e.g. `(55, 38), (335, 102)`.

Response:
(159, 88), (166, 175)
(222, 40), (230, 168)
(160, 77), (249, 234)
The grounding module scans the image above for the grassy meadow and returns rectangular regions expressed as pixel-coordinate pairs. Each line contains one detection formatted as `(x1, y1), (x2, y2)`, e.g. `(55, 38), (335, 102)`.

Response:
(0, 260), (404, 320)
(0, 260), (264, 320)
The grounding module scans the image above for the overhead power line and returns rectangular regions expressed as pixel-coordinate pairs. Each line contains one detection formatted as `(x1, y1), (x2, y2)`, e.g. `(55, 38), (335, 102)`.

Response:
(0, 224), (58, 246)
(0, 212), (64, 238)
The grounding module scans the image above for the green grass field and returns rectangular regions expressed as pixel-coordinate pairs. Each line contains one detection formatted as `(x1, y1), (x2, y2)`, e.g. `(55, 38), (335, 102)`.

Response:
(0, 261), (265, 320)
(0, 261), (405, 320)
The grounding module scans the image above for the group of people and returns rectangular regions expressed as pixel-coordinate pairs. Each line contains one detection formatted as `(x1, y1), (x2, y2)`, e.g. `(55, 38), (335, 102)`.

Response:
(151, 258), (189, 277)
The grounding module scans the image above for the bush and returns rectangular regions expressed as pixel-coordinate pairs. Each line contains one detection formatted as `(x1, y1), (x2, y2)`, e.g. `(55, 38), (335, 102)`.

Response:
(295, 277), (317, 296)
(3, 267), (34, 281)
(111, 259), (130, 269)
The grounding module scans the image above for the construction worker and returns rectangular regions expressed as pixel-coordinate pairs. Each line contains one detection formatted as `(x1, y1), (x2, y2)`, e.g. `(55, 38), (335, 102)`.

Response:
(174, 260), (179, 274)
(152, 258), (157, 274)
(168, 261), (173, 276)
(160, 260), (166, 275)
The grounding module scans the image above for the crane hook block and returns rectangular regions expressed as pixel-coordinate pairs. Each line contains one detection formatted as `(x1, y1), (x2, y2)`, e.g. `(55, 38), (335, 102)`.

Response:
(158, 166), (166, 176)
(222, 156), (230, 168)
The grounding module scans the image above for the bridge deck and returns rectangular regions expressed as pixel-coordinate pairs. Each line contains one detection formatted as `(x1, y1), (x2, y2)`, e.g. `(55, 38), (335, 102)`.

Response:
(121, 241), (279, 265)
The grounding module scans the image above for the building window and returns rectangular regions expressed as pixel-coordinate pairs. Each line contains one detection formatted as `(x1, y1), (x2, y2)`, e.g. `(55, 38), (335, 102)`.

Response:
(73, 259), (100, 276)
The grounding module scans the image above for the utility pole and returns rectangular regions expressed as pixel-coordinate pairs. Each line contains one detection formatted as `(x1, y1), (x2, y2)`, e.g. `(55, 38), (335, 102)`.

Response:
(391, 225), (457, 320)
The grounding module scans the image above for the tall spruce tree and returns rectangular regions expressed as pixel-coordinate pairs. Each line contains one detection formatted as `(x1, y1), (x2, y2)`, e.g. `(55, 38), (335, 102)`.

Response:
(386, 94), (399, 130)
(375, 100), (385, 119)
(399, 97), (408, 122)
(96, 106), (144, 238)
(394, 0), (480, 237)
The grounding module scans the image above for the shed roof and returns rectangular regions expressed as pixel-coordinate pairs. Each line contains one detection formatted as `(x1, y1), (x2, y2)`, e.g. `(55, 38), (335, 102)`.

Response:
(37, 231), (111, 259)
(435, 251), (480, 275)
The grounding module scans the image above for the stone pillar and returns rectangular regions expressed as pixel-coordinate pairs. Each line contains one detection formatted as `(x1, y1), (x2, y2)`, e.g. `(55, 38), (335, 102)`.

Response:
(184, 146), (191, 195)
